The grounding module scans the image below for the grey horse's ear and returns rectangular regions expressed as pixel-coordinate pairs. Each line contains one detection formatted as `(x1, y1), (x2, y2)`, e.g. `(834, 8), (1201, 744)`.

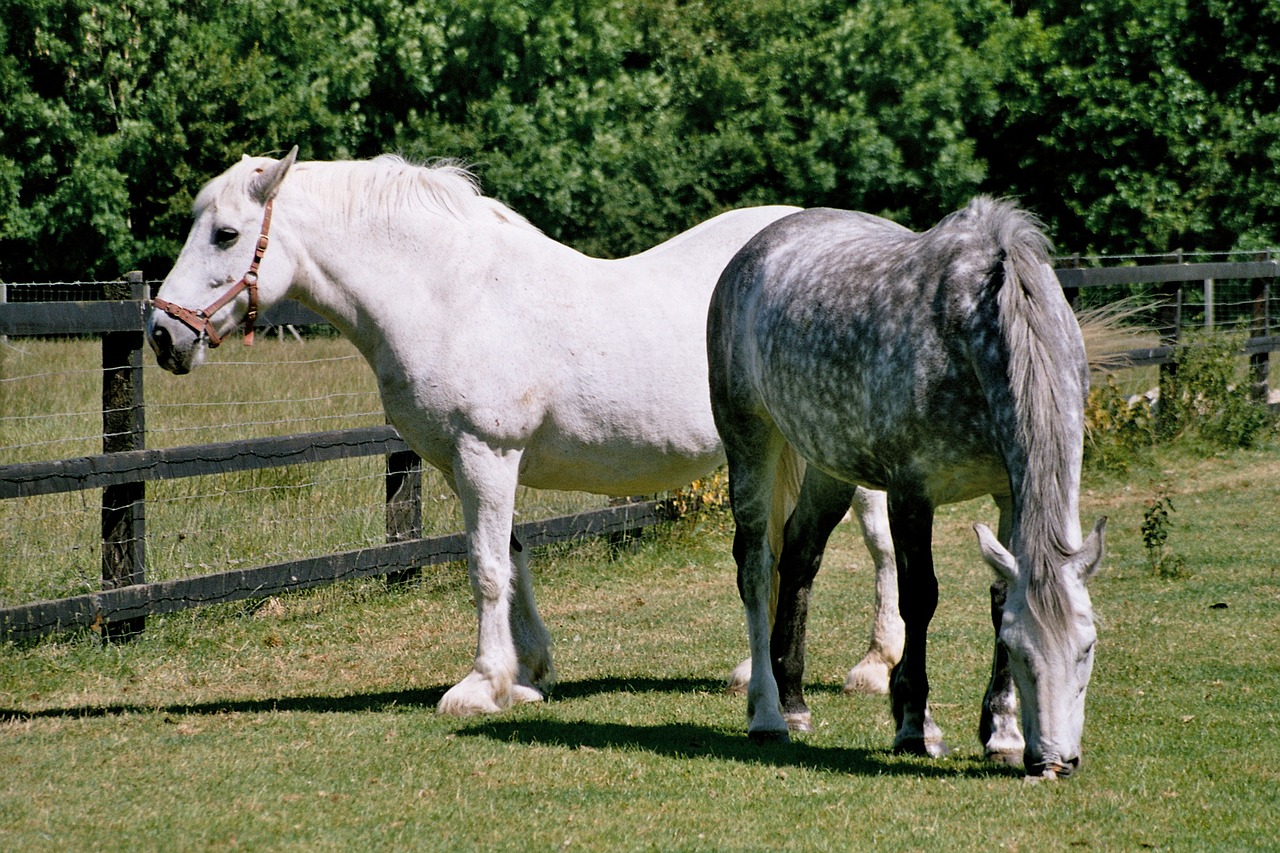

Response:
(1073, 516), (1107, 582)
(250, 146), (298, 205)
(975, 522), (1018, 583)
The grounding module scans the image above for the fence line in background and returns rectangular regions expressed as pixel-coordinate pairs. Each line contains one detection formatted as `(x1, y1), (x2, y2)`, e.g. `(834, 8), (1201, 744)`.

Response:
(1, 258), (1276, 640)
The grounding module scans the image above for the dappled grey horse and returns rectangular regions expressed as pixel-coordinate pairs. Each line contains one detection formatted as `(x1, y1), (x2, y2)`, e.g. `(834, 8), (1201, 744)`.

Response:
(708, 198), (1105, 779)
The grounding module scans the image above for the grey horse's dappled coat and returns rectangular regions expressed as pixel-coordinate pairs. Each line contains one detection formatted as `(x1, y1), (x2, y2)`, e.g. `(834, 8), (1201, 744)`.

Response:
(708, 197), (1105, 779)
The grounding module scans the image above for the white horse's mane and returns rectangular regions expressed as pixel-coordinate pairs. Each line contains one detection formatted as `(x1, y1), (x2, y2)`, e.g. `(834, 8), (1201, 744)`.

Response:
(206, 154), (540, 232)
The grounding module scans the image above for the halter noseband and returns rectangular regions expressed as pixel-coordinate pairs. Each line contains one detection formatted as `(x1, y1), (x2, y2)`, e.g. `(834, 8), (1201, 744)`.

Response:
(152, 198), (273, 348)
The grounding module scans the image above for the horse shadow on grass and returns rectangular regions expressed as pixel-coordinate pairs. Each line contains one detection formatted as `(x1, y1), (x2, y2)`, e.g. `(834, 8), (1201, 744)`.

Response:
(0, 686), (449, 721)
(467, 675), (1016, 781)
(1, 674), (1015, 780)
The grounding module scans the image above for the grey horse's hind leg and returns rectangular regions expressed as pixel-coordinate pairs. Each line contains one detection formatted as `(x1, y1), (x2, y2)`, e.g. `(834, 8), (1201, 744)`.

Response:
(724, 432), (792, 742)
(887, 488), (950, 758)
(771, 467), (858, 732)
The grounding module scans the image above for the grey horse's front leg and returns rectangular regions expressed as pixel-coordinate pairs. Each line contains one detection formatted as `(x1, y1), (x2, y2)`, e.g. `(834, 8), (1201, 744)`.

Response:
(887, 489), (950, 758)
(979, 495), (1024, 764)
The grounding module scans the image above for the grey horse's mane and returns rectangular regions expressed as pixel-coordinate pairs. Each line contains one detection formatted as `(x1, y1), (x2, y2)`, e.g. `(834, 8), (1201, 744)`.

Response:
(968, 197), (1085, 633)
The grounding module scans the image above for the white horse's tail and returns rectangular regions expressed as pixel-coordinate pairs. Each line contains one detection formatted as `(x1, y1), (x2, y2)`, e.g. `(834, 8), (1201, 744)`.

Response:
(767, 442), (807, 571)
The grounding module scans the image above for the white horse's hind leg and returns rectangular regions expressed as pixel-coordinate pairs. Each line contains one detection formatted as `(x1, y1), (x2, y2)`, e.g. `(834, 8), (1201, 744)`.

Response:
(725, 658), (752, 696)
(438, 441), (540, 716)
(844, 487), (904, 696)
(510, 535), (555, 698)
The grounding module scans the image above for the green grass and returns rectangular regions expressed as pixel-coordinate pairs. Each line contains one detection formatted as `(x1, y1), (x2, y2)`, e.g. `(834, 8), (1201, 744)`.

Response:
(3, 441), (1279, 850)
(3, 338), (1279, 849)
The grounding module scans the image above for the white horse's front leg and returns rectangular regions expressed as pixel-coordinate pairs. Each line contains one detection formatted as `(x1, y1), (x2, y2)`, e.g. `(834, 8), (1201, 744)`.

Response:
(844, 487), (905, 696)
(438, 441), (543, 716)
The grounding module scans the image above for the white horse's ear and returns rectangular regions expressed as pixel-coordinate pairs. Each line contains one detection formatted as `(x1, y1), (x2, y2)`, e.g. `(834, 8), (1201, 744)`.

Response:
(975, 522), (1018, 582)
(250, 146), (299, 205)
(1073, 516), (1107, 582)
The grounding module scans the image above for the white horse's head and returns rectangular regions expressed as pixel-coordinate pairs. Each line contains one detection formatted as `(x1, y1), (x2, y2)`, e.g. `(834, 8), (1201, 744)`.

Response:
(149, 147), (299, 374)
(975, 517), (1106, 779)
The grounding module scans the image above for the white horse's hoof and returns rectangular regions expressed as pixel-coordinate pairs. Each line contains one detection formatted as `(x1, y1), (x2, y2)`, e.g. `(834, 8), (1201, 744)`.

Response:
(784, 709), (813, 733)
(510, 684), (546, 705)
(436, 672), (509, 717)
(843, 658), (892, 696)
(725, 658), (752, 695)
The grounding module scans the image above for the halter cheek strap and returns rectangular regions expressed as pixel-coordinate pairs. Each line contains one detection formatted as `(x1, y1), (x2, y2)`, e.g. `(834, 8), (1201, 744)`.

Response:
(152, 198), (273, 348)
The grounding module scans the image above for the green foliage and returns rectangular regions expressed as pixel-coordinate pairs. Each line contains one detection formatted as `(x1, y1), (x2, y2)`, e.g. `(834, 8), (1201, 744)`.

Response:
(1, 0), (1277, 279)
(1158, 330), (1276, 449)
(1086, 331), (1276, 474)
(1084, 374), (1156, 473)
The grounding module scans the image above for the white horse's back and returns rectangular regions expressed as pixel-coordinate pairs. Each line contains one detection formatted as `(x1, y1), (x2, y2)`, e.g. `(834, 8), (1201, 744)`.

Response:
(437, 205), (801, 496)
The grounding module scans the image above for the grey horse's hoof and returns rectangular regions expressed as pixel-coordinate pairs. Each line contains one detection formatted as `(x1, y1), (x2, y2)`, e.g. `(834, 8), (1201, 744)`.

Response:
(893, 736), (951, 759)
(984, 749), (1023, 768)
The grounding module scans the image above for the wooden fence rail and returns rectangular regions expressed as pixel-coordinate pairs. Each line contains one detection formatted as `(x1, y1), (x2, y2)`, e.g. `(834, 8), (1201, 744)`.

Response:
(1, 258), (1276, 641)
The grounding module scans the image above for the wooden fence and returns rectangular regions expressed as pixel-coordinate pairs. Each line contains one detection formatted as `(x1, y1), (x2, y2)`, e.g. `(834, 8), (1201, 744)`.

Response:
(2, 258), (1276, 641)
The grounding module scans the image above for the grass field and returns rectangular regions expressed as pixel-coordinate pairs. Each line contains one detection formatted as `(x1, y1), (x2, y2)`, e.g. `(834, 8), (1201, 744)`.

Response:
(3, 431), (1279, 850)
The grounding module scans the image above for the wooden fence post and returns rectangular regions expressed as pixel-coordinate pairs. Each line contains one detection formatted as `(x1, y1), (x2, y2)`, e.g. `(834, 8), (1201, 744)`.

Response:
(1153, 253), (1185, 432)
(385, 443), (423, 586)
(100, 272), (147, 639)
(1060, 253), (1081, 308)
(1248, 251), (1273, 403)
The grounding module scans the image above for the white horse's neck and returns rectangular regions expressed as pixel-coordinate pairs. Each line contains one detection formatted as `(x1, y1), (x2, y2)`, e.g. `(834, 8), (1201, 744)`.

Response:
(273, 185), (570, 363)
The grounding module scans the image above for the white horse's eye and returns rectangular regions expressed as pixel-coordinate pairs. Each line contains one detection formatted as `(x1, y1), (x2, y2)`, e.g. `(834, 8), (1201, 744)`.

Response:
(214, 227), (239, 247)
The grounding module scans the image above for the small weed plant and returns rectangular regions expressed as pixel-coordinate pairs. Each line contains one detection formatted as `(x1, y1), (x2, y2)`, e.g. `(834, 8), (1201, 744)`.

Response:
(1141, 493), (1187, 578)
(1084, 374), (1156, 473)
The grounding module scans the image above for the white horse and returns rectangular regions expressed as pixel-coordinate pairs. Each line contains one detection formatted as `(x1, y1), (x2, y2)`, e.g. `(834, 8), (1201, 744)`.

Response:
(149, 147), (811, 715)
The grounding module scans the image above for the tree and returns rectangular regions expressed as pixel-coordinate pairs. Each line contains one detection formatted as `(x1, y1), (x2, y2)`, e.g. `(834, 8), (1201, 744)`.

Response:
(1, 0), (1277, 280)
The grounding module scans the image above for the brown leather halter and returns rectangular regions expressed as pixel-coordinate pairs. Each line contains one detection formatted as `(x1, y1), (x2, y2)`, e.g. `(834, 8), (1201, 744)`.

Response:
(152, 198), (273, 347)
